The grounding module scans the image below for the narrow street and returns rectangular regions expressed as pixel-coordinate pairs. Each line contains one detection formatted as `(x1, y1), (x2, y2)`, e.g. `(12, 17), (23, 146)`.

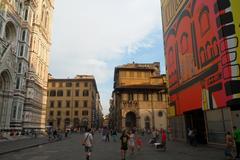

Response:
(0, 133), (224, 160)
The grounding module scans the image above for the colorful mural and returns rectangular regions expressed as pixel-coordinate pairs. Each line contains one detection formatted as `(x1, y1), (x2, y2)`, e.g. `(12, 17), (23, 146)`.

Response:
(162, 0), (240, 115)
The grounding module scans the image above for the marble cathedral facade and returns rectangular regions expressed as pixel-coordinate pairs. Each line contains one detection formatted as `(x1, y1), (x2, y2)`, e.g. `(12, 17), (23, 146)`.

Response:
(0, 0), (54, 132)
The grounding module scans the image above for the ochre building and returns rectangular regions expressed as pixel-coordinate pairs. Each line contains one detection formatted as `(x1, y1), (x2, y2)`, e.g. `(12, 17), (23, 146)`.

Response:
(110, 62), (168, 131)
(46, 75), (102, 131)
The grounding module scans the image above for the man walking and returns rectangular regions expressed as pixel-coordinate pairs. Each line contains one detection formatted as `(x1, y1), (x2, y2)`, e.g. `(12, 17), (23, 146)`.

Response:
(82, 128), (93, 160)
(233, 126), (240, 158)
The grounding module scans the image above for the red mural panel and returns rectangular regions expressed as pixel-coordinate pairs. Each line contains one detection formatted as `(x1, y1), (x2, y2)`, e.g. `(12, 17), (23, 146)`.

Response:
(163, 0), (240, 115)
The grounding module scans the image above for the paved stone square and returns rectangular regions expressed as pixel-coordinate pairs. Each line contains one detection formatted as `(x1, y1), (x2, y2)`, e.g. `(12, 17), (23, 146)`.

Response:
(0, 133), (226, 160)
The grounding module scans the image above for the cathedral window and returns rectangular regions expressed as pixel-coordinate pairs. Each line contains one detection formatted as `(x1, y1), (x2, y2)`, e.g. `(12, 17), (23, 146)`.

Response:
(18, 62), (22, 73)
(24, 8), (29, 21)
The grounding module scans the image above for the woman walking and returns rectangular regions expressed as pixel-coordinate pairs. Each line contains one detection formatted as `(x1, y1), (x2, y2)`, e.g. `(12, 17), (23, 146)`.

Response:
(128, 130), (135, 154)
(120, 130), (129, 160)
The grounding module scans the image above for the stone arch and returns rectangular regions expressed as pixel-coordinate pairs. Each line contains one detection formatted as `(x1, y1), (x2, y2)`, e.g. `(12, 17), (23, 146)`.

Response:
(0, 70), (13, 91)
(0, 69), (14, 129)
(144, 116), (151, 130)
(125, 111), (136, 128)
(64, 118), (70, 128)
(4, 21), (17, 43)
(81, 118), (88, 128)
(73, 118), (80, 128)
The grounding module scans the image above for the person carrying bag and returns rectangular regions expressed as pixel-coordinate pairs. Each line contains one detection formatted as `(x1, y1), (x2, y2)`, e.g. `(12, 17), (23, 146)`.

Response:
(81, 128), (93, 160)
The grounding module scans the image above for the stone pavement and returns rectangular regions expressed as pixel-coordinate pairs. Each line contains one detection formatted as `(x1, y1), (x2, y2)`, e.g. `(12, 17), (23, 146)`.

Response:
(0, 136), (50, 155)
(0, 133), (227, 160)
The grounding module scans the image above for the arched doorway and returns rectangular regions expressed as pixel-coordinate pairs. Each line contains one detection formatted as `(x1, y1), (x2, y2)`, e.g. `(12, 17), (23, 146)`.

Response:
(125, 112), (136, 128)
(80, 118), (88, 131)
(64, 118), (70, 129)
(0, 70), (13, 129)
(73, 118), (79, 129)
(144, 116), (151, 130)
(0, 71), (11, 91)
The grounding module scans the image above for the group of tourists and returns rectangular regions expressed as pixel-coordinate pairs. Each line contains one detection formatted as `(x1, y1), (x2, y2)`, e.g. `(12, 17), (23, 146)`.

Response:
(46, 128), (69, 141)
(120, 129), (144, 160)
(81, 127), (168, 160)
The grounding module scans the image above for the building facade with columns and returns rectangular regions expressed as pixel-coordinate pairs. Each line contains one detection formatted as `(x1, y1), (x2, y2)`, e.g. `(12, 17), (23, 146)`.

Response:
(110, 62), (168, 130)
(46, 75), (102, 131)
(0, 0), (54, 132)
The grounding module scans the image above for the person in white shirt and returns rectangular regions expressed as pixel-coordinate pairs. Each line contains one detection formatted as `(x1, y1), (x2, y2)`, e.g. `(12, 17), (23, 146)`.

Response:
(82, 128), (93, 160)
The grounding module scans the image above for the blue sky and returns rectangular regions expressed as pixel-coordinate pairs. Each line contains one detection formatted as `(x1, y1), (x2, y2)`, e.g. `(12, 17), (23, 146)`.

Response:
(49, 0), (165, 114)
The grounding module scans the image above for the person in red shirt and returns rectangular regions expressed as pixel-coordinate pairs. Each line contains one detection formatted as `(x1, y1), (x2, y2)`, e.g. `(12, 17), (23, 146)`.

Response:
(135, 135), (143, 151)
(161, 130), (167, 146)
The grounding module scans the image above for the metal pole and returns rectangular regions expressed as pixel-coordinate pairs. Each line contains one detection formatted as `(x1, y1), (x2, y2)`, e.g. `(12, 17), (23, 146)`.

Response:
(151, 93), (155, 129)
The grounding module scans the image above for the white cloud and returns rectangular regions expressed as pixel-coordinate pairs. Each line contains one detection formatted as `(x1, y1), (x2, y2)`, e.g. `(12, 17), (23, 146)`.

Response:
(50, 0), (162, 114)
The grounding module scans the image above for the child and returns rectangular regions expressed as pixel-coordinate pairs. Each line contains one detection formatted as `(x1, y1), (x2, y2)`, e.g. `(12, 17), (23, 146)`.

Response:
(135, 135), (143, 151)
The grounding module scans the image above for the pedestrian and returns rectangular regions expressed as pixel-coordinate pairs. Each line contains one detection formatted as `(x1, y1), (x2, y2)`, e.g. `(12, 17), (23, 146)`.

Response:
(53, 129), (57, 139)
(82, 128), (93, 160)
(128, 130), (135, 154)
(187, 128), (193, 144)
(141, 128), (145, 136)
(106, 129), (110, 142)
(65, 129), (69, 138)
(161, 129), (167, 148)
(112, 129), (117, 142)
(47, 128), (53, 141)
(152, 129), (157, 142)
(102, 127), (106, 141)
(225, 131), (234, 160)
(233, 126), (240, 159)
(120, 130), (129, 160)
(135, 134), (143, 151)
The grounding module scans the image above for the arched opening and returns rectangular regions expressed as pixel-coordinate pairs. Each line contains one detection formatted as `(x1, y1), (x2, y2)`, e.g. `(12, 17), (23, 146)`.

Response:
(0, 70), (13, 129)
(64, 118), (70, 129)
(81, 118), (88, 127)
(125, 112), (136, 128)
(4, 21), (17, 43)
(144, 116), (151, 130)
(73, 118), (79, 129)
(0, 70), (11, 91)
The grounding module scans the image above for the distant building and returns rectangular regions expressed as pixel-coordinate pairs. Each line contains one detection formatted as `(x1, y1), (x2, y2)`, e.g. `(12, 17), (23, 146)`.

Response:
(110, 62), (168, 130)
(46, 75), (103, 131)
(103, 115), (110, 127)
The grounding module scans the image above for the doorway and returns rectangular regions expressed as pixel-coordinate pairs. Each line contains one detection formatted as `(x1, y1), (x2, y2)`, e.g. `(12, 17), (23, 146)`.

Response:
(184, 109), (207, 144)
(125, 112), (136, 128)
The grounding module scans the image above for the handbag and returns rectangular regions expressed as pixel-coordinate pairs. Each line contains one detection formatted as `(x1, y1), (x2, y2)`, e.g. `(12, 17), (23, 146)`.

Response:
(82, 134), (89, 146)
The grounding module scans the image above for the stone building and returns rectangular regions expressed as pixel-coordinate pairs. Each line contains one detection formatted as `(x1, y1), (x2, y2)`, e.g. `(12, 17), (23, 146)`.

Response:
(24, 0), (54, 131)
(0, 0), (54, 132)
(110, 62), (168, 130)
(46, 75), (103, 131)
